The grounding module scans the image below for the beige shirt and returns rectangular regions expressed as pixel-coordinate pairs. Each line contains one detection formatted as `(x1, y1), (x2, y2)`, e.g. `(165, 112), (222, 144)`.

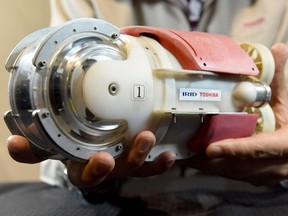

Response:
(50, 0), (288, 47)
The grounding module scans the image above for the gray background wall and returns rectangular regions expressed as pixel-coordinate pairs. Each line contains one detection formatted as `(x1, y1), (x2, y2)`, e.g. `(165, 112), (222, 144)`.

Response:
(0, 0), (50, 182)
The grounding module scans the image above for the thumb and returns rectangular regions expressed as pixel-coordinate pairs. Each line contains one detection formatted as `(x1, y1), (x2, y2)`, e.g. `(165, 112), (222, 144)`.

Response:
(7, 135), (43, 163)
(206, 126), (288, 159)
(269, 43), (288, 128)
(270, 43), (288, 102)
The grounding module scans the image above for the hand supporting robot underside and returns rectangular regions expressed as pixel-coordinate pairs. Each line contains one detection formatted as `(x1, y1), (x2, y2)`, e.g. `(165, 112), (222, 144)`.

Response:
(4, 18), (275, 161)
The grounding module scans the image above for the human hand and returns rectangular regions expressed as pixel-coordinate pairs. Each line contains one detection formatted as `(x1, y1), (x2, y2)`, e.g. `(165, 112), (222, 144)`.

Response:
(7, 131), (176, 188)
(187, 43), (288, 186)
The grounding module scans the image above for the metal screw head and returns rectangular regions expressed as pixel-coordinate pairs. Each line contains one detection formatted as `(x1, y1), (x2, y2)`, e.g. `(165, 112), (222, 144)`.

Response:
(37, 60), (47, 68)
(111, 33), (119, 40)
(108, 83), (118, 95)
(115, 144), (123, 152)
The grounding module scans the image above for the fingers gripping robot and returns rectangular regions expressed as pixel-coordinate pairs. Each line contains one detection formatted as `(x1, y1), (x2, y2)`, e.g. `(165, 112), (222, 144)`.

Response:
(4, 18), (275, 162)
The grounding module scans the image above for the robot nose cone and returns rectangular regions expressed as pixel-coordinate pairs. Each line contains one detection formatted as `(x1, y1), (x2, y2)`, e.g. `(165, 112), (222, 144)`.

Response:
(232, 81), (271, 108)
(82, 61), (123, 119)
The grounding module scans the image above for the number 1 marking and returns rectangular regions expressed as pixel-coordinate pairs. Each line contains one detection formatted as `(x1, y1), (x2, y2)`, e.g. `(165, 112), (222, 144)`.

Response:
(133, 85), (145, 100)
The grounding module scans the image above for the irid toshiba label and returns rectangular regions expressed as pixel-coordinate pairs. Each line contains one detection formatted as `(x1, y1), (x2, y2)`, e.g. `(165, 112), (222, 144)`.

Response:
(179, 88), (222, 101)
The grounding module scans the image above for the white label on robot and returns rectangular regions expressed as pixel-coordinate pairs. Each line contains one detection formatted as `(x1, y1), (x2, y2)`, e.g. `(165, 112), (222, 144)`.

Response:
(179, 88), (222, 101)
(132, 85), (146, 100)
